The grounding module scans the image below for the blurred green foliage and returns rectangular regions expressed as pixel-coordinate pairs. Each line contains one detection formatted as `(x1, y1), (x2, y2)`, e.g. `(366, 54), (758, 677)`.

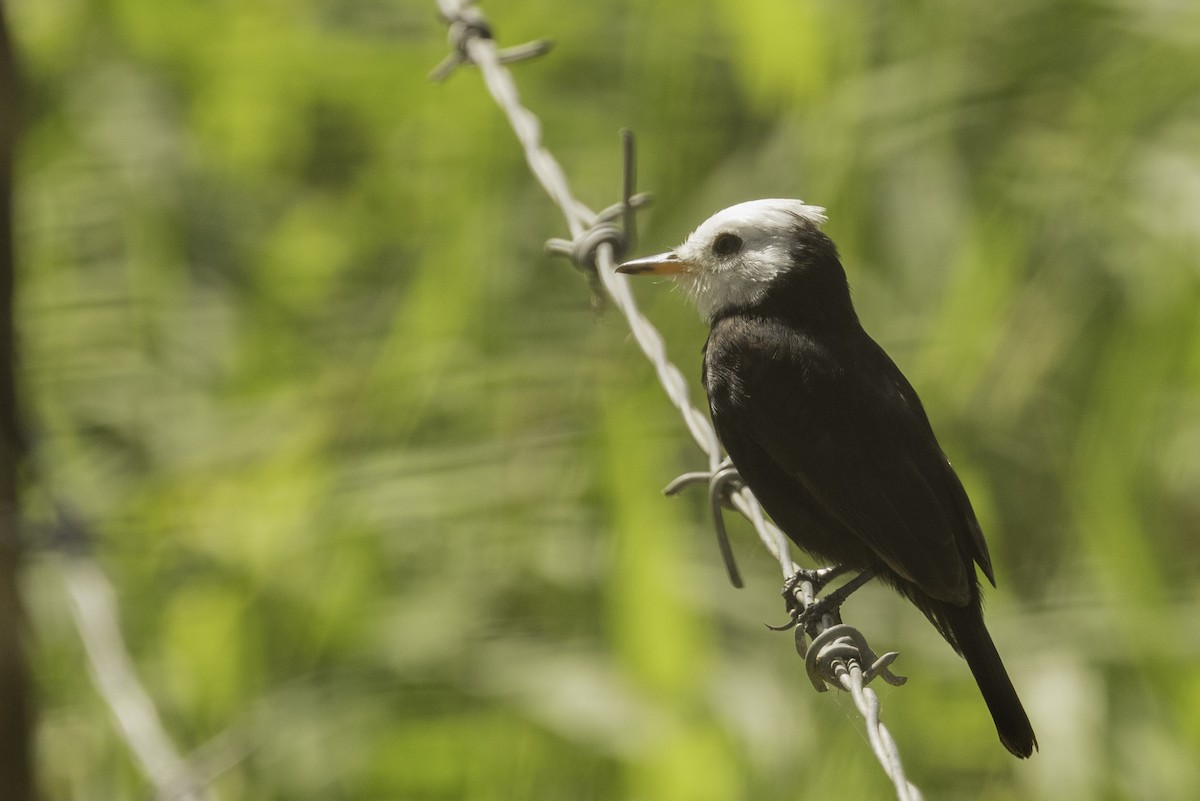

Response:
(10, 0), (1200, 799)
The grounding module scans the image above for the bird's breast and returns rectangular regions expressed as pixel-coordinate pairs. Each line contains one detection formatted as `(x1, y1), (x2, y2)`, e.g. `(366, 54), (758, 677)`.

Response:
(705, 316), (836, 402)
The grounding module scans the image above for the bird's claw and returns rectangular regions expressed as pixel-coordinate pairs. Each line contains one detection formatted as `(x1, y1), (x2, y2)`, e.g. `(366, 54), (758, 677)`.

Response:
(795, 592), (846, 638)
(768, 568), (835, 632)
(767, 594), (841, 636)
(772, 565), (874, 639)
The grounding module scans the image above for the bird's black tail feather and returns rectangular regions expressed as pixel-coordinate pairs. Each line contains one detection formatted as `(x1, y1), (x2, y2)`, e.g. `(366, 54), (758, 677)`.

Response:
(938, 602), (1038, 758)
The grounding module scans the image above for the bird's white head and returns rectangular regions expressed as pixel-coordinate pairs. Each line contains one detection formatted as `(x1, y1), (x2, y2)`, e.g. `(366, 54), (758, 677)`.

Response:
(617, 198), (828, 320)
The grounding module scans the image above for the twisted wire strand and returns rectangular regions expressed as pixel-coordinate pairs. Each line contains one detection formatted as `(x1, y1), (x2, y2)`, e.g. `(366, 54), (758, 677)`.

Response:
(431, 3), (922, 799)
(840, 662), (923, 801)
(15, 417), (221, 801)
(61, 553), (214, 801)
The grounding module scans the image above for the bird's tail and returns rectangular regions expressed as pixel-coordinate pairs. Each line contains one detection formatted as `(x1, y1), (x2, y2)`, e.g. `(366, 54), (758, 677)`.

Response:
(938, 602), (1038, 758)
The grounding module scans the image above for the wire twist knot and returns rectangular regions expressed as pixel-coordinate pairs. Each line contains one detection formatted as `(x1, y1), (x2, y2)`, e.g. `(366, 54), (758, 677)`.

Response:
(801, 623), (907, 693)
(663, 458), (744, 587)
(545, 129), (650, 301)
(430, 1), (552, 82)
(545, 194), (651, 274)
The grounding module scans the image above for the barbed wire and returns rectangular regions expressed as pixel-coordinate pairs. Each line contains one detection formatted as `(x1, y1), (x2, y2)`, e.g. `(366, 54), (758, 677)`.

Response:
(20, 452), (225, 801)
(51, 504), (215, 801)
(431, 3), (923, 798)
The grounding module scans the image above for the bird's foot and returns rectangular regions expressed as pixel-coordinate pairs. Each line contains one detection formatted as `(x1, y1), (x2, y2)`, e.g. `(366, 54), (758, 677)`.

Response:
(663, 458), (744, 588)
(766, 565), (849, 630)
(769, 567), (877, 638)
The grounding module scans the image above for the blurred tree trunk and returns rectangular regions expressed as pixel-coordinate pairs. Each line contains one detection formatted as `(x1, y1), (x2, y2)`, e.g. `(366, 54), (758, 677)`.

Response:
(0, 5), (34, 800)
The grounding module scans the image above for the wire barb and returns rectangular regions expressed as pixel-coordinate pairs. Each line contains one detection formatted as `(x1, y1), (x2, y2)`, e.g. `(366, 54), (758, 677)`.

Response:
(546, 131), (652, 304)
(801, 625), (907, 692)
(430, 1), (553, 82)
(663, 457), (744, 588)
(782, 573), (906, 687)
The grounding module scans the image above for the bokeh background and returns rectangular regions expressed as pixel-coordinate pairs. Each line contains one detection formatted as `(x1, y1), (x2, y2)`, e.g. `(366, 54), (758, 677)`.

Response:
(9, 0), (1200, 799)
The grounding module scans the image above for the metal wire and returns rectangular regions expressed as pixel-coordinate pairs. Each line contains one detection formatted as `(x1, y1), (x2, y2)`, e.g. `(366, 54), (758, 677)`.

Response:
(61, 553), (214, 801)
(431, 3), (923, 799)
(32, 468), (219, 801)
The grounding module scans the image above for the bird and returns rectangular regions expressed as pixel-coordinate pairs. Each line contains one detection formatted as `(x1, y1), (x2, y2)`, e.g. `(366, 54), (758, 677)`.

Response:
(616, 198), (1037, 758)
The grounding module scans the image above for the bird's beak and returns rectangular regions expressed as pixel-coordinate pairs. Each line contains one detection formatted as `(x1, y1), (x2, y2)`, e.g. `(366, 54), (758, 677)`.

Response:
(616, 251), (689, 275)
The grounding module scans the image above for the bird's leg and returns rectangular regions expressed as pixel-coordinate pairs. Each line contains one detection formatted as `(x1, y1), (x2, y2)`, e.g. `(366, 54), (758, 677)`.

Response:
(767, 565), (852, 630)
(792, 564), (851, 595)
(796, 568), (878, 638)
(663, 458), (744, 588)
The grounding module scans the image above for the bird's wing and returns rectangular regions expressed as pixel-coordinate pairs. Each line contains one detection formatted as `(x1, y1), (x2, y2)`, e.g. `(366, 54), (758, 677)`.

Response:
(720, 337), (982, 605)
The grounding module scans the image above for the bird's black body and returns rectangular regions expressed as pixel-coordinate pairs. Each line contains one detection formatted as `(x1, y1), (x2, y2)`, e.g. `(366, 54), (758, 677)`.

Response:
(702, 224), (1037, 758)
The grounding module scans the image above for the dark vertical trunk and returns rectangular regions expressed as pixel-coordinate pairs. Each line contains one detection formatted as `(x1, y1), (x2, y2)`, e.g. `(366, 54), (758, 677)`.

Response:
(0, 5), (33, 799)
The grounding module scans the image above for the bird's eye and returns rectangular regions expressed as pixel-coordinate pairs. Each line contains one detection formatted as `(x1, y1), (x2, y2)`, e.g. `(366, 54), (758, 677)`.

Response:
(712, 233), (742, 257)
